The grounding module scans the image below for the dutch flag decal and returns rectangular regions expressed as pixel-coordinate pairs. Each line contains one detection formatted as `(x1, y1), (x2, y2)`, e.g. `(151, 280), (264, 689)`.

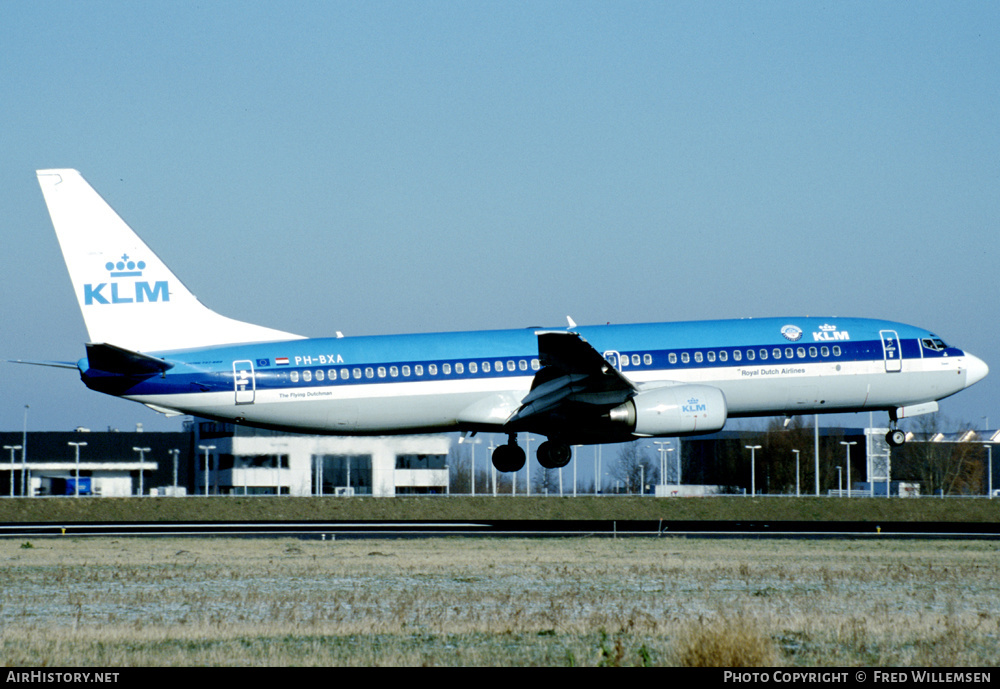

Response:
(276, 357), (289, 366)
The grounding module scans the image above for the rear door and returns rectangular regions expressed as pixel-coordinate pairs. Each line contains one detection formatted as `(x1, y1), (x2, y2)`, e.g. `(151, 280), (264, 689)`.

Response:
(233, 360), (256, 404)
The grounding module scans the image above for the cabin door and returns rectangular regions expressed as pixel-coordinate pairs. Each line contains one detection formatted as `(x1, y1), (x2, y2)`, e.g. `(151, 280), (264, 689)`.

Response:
(879, 330), (902, 373)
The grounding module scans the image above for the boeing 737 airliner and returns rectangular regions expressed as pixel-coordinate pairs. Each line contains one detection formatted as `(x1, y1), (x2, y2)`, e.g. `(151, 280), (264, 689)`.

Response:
(32, 169), (988, 472)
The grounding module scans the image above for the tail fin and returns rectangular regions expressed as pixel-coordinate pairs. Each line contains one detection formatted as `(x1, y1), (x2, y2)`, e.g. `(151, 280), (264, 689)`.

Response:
(36, 169), (304, 353)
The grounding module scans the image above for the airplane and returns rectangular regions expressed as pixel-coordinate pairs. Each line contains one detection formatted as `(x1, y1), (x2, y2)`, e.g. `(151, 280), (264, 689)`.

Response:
(30, 169), (988, 473)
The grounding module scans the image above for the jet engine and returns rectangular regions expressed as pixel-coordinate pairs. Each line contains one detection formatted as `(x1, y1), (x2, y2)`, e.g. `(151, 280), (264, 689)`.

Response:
(607, 384), (727, 437)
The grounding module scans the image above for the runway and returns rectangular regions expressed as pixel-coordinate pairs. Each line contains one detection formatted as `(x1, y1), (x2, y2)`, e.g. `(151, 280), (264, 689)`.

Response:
(2, 519), (999, 539)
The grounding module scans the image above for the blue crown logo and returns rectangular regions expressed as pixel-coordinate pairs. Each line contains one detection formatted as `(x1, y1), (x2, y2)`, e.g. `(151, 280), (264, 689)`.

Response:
(105, 254), (146, 278)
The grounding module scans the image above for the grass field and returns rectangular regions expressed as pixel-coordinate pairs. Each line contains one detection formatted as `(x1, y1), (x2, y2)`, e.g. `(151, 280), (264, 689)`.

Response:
(2, 536), (998, 666)
(2, 494), (1000, 525)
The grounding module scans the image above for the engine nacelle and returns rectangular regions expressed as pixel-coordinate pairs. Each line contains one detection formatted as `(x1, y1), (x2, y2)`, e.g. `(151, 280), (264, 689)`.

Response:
(608, 384), (728, 437)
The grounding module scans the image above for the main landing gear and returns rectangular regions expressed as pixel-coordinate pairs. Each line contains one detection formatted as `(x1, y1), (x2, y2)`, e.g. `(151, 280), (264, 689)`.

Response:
(491, 435), (526, 473)
(491, 435), (573, 472)
(536, 440), (571, 469)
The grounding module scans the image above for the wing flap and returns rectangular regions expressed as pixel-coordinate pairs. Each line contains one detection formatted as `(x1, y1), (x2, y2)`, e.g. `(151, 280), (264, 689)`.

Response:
(507, 331), (636, 428)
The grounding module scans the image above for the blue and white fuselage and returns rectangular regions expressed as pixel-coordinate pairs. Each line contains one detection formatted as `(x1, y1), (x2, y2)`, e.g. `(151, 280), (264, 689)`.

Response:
(35, 170), (988, 472)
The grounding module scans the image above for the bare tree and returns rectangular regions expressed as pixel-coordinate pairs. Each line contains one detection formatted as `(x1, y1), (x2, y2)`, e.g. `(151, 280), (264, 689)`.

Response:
(895, 415), (986, 495)
(610, 442), (658, 494)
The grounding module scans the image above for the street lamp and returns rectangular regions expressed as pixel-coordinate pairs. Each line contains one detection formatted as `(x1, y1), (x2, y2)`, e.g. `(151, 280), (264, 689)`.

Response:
(840, 441), (856, 498)
(4, 445), (21, 497)
(837, 466), (843, 494)
(746, 445), (762, 496)
(198, 445), (216, 496)
(133, 447), (150, 497)
(68, 442), (87, 498)
(792, 449), (801, 497)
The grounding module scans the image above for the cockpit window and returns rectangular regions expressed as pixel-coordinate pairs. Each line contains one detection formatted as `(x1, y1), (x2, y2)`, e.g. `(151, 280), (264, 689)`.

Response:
(921, 338), (948, 352)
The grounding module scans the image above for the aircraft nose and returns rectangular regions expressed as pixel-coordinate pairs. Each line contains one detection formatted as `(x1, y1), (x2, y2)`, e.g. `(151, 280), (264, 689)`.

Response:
(964, 354), (989, 388)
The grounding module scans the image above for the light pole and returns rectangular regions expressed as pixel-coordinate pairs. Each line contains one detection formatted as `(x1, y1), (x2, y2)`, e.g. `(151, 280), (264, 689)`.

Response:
(840, 441), (856, 497)
(792, 449), (801, 497)
(4, 445), (21, 497)
(654, 441), (669, 486)
(746, 445), (761, 496)
(168, 449), (180, 492)
(198, 445), (215, 496)
(525, 434), (531, 496)
(22, 405), (28, 497)
(488, 437), (496, 496)
(837, 466), (843, 494)
(68, 442), (87, 498)
(133, 447), (150, 496)
(984, 443), (993, 498)
(459, 436), (481, 496)
(572, 445), (580, 497)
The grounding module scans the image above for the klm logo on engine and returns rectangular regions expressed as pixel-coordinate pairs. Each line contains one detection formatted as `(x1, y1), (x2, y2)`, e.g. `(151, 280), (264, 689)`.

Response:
(682, 397), (707, 413)
(83, 255), (169, 305)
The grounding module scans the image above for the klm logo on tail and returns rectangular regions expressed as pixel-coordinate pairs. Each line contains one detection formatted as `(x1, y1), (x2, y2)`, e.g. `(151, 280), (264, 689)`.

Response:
(84, 254), (169, 305)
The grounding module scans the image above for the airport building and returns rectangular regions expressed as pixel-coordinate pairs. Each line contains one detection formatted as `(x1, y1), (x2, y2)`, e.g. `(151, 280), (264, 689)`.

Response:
(0, 421), (450, 498)
(0, 422), (994, 498)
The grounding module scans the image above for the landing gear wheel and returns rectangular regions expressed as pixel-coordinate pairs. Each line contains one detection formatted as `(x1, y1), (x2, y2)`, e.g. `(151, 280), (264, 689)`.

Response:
(492, 443), (526, 473)
(537, 441), (571, 469)
(886, 429), (906, 447)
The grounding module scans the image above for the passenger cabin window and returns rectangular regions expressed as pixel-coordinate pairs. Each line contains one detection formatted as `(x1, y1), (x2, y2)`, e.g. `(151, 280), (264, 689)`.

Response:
(669, 353), (678, 364)
(833, 346), (842, 356)
(442, 363), (451, 375)
(733, 350), (741, 362)
(694, 352), (703, 363)
(707, 351), (716, 363)
(746, 350), (754, 361)
(681, 352), (690, 364)
(643, 354), (652, 365)
(719, 351), (728, 362)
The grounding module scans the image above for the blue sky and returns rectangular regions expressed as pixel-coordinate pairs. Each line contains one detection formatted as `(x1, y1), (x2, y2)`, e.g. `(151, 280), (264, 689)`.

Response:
(2, 1), (997, 437)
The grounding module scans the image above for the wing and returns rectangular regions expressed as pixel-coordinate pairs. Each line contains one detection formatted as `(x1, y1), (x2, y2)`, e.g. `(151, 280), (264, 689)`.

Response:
(505, 330), (636, 428)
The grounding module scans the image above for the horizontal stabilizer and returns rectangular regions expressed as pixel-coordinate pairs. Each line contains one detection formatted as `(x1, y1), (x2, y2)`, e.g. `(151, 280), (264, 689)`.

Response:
(85, 343), (174, 375)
